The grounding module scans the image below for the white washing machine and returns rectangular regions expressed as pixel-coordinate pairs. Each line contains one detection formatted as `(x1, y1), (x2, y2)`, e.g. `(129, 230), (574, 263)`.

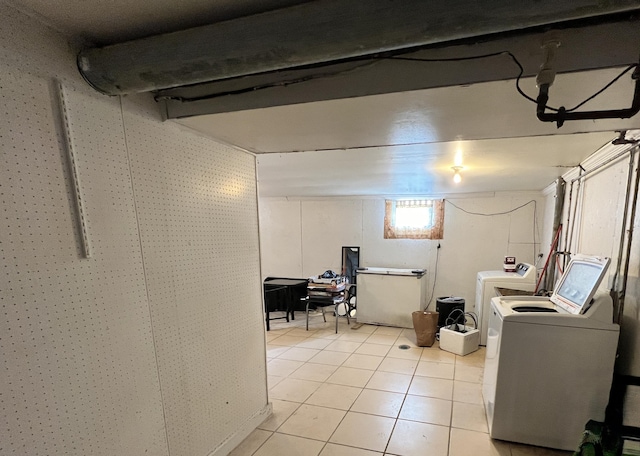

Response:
(475, 263), (536, 345)
(482, 255), (619, 451)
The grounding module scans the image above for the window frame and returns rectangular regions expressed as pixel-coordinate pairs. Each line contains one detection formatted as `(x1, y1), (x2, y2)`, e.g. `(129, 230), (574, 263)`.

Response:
(384, 199), (445, 240)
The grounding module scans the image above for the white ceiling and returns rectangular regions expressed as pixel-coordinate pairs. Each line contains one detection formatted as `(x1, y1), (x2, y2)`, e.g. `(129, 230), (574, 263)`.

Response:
(180, 68), (636, 196)
(8, 0), (639, 197)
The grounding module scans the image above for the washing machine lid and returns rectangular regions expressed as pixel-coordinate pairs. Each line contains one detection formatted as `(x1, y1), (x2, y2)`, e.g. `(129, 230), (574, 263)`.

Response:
(478, 263), (535, 281)
(492, 292), (616, 328)
(550, 255), (610, 315)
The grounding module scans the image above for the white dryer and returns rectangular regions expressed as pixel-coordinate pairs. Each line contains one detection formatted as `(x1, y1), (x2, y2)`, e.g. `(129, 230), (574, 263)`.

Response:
(475, 263), (536, 345)
(482, 255), (619, 451)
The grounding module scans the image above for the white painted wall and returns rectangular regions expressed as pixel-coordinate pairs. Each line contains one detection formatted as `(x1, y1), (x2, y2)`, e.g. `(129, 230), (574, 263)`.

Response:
(259, 192), (545, 310)
(1, 5), (267, 455)
(543, 142), (640, 376)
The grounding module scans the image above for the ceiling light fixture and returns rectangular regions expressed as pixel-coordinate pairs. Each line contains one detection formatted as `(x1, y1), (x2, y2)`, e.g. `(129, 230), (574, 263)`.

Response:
(451, 166), (463, 184)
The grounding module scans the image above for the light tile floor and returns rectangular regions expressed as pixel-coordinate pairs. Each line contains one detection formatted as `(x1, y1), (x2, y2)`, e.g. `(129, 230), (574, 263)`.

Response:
(231, 313), (572, 456)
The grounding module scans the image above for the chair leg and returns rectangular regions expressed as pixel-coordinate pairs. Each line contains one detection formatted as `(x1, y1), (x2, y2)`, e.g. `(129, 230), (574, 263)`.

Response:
(321, 306), (327, 323)
(306, 299), (310, 331)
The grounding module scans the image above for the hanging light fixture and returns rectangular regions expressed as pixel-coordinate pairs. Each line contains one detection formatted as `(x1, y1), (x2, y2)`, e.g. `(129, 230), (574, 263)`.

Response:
(451, 166), (463, 183)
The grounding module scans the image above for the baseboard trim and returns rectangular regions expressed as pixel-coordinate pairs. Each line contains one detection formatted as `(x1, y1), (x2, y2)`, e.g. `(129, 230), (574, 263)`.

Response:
(207, 402), (273, 456)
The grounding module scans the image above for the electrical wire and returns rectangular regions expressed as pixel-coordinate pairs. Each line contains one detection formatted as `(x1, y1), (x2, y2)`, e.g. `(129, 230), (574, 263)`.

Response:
(564, 63), (637, 112)
(386, 51), (542, 108)
(425, 245), (440, 310)
(446, 199), (538, 262)
(445, 199), (535, 216)
(160, 46), (638, 119)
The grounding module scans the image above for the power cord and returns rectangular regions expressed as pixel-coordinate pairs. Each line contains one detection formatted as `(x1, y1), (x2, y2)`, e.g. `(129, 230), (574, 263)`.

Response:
(161, 48), (639, 118)
(446, 199), (539, 261)
(444, 308), (478, 333)
(387, 53), (638, 114)
(425, 243), (440, 310)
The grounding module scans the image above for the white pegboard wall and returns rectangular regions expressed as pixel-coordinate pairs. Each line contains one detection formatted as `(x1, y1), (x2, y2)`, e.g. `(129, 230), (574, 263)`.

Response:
(1, 10), (168, 456)
(2, 7), (268, 456)
(121, 95), (266, 456)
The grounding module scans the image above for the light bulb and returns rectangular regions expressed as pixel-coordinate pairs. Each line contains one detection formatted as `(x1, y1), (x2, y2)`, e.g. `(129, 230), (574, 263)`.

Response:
(451, 166), (463, 184)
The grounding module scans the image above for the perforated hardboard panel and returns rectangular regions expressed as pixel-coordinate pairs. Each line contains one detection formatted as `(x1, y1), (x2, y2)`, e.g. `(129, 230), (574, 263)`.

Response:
(3, 6), (267, 455)
(0, 71), (168, 454)
(121, 97), (266, 456)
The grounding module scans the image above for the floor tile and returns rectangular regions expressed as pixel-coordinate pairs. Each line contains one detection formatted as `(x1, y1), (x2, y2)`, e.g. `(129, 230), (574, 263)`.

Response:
(309, 330), (342, 340)
(398, 394), (452, 426)
(377, 357), (418, 375)
(289, 363), (339, 382)
(266, 344), (292, 358)
(278, 347), (321, 362)
(270, 335), (309, 347)
(407, 376), (453, 400)
(421, 346), (456, 364)
(278, 404), (346, 440)
(387, 419), (449, 456)
(455, 346), (486, 367)
(229, 429), (272, 456)
(448, 428), (510, 456)
(415, 360), (455, 379)
(319, 443), (382, 456)
(325, 340), (363, 353)
(365, 371), (412, 393)
(268, 327), (293, 336)
(254, 433), (325, 456)
(329, 412), (395, 452)
(288, 328), (318, 337)
(451, 401), (488, 433)
(454, 364), (484, 383)
(353, 324), (378, 334)
(338, 332), (371, 343)
(304, 383), (362, 410)
(267, 375), (285, 390)
(365, 334), (399, 345)
(258, 400), (301, 431)
(453, 380), (484, 404)
(354, 343), (391, 357)
(308, 350), (351, 366)
(385, 345), (423, 360)
(297, 338), (334, 350)
(267, 359), (305, 377)
(269, 378), (322, 403)
(373, 326), (403, 336)
(254, 322), (569, 456)
(266, 332), (282, 342)
(350, 389), (404, 418)
(342, 353), (383, 370)
(326, 366), (374, 387)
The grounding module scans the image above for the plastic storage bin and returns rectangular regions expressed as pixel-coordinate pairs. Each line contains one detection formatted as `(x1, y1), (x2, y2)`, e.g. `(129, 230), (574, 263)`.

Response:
(439, 325), (480, 356)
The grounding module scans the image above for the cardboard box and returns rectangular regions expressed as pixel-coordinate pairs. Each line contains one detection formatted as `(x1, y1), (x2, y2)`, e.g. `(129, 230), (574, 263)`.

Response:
(439, 325), (480, 356)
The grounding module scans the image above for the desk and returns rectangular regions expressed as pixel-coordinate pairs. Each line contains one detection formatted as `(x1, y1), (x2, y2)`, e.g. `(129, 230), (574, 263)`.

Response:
(263, 278), (308, 330)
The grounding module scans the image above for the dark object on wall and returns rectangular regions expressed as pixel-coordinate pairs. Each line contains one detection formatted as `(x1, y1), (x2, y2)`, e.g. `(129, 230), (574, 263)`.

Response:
(412, 311), (439, 347)
(263, 277), (308, 330)
(436, 297), (465, 330)
(341, 246), (360, 284)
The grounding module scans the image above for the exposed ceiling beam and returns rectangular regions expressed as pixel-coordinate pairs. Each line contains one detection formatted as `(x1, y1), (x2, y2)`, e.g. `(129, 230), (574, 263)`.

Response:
(158, 18), (640, 118)
(77, 0), (640, 96)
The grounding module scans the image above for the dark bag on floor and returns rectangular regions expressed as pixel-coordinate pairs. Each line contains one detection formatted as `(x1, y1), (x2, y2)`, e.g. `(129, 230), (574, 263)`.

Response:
(412, 311), (439, 347)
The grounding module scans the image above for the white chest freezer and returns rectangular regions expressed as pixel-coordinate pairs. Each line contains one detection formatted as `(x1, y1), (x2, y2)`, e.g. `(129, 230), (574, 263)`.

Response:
(356, 267), (427, 328)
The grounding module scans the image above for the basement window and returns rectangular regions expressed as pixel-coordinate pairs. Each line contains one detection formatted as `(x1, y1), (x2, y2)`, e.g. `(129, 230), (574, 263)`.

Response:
(384, 199), (444, 239)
